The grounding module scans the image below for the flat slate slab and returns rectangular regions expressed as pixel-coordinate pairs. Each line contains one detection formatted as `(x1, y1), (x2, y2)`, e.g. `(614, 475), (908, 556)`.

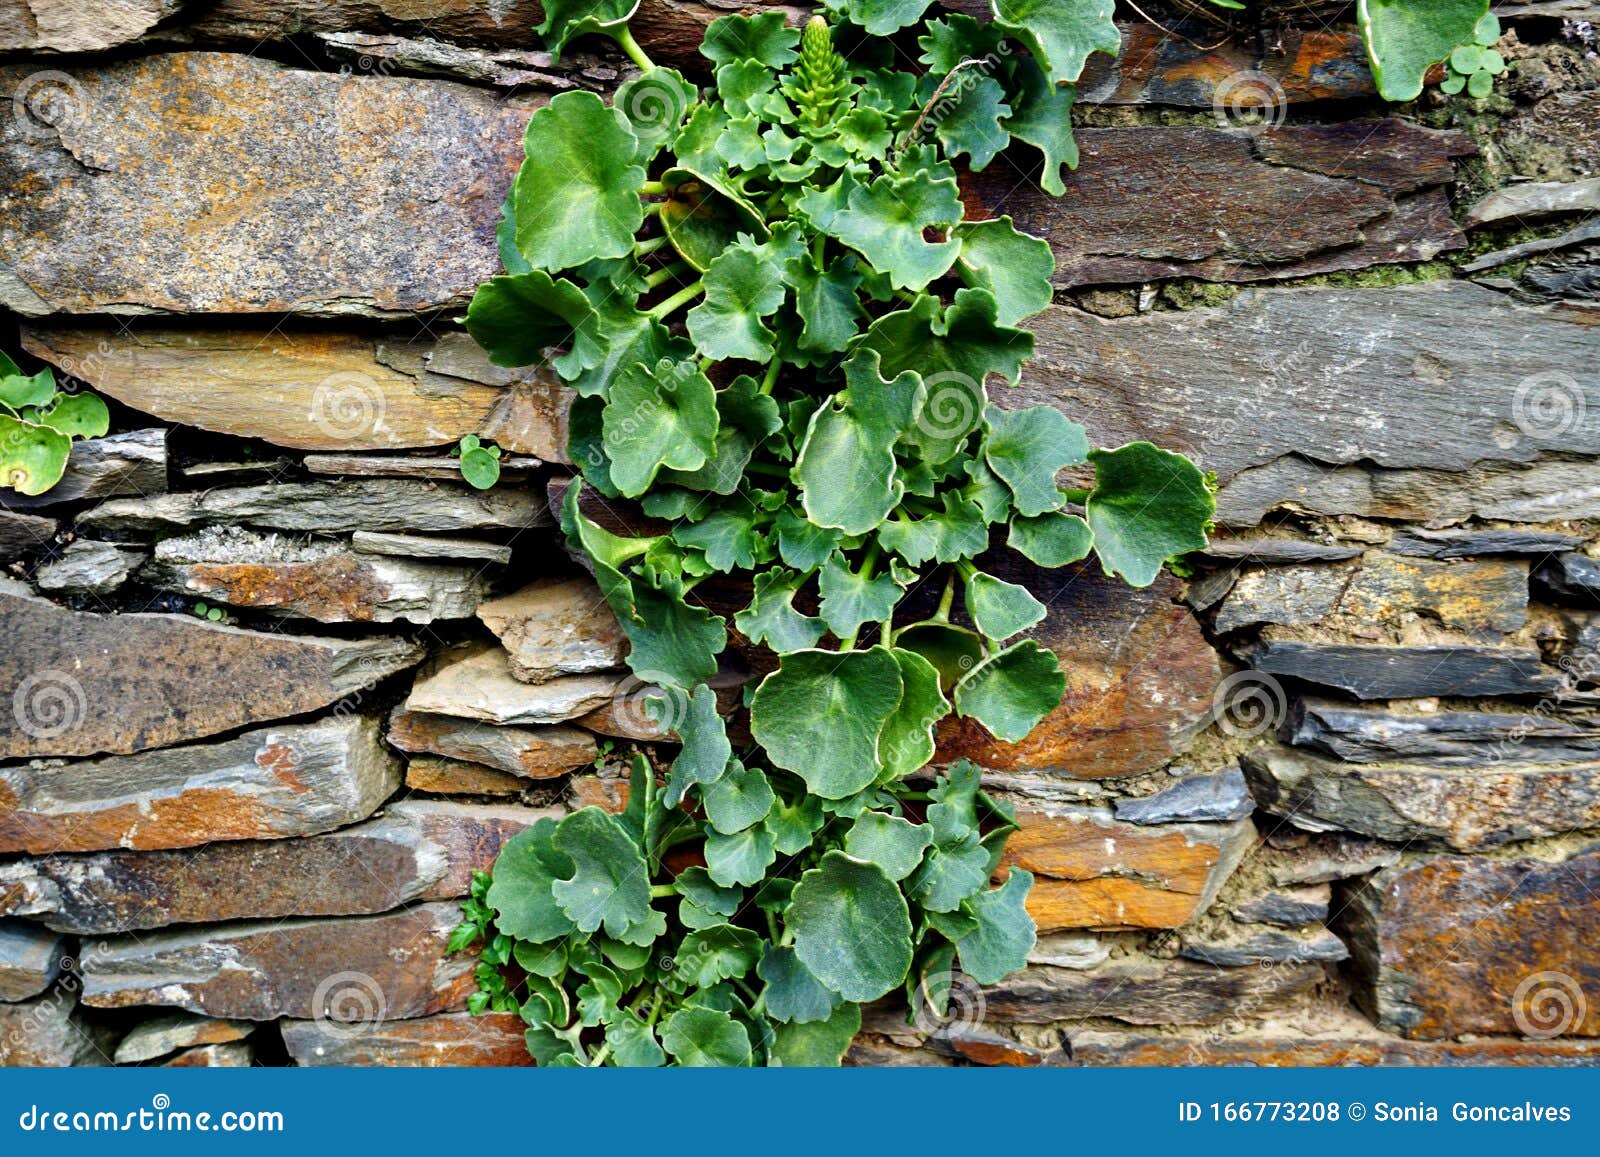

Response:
(387, 711), (597, 778)
(281, 1010), (533, 1067)
(0, 582), (422, 758)
(1237, 640), (1562, 699)
(0, 429), (167, 511)
(0, 919), (65, 1001)
(1287, 698), (1600, 766)
(982, 958), (1324, 1026)
(403, 650), (622, 726)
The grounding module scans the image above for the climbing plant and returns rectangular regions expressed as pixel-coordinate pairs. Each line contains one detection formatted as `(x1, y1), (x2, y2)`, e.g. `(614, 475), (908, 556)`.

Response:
(0, 353), (109, 496)
(452, 0), (1460, 1067)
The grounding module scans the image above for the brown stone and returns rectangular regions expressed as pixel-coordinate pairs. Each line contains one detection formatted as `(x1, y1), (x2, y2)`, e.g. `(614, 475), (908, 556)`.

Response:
(0, 509), (55, 561)
(302, 453), (542, 481)
(0, 0), (179, 52)
(114, 1013), (254, 1064)
(24, 327), (567, 457)
(0, 800), (553, 933)
(0, 53), (532, 318)
(930, 1027), (1051, 1067)
(0, 919), (64, 1001)
(282, 1011), (533, 1067)
(405, 756), (529, 797)
(477, 577), (627, 683)
(983, 959), (1325, 1025)
(80, 901), (477, 1020)
(0, 715), (400, 855)
(404, 649), (621, 726)
(999, 809), (1254, 932)
(0, 991), (109, 1066)
(388, 710), (597, 778)
(0, 583), (421, 759)
(1066, 1030), (1600, 1067)
(568, 774), (630, 814)
(1342, 846), (1600, 1040)
(936, 562), (1219, 779)
(0, 429), (167, 511)
(163, 1041), (256, 1067)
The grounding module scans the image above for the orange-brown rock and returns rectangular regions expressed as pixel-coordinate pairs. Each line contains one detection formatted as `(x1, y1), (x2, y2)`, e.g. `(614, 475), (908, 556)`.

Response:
(1000, 808), (1254, 931)
(1067, 1031), (1600, 1067)
(281, 1011), (534, 1066)
(405, 756), (528, 797)
(114, 1014), (254, 1064)
(477, 577), (626, 682)
(983, 958), (1325, 1025)
(388, 710), (597, 778)
(1343, 846), (1600, 1040)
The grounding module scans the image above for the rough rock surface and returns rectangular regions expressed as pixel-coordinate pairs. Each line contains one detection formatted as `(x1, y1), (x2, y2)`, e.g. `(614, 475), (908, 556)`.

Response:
(0, 429), (167, 511)
(351, 532), (512, 565)
(282, 1011), (534, 1066)
(403, 650), (622, 727)
(1238, 641), (1562, 700)
(477, 577), (627, 682)
(80, 901), (477, 1020)
(387, 710), (597, 778)
(1288, 699), (1600, 766)
(0, 0), (180, 52)
(983, 959), (1324, 1025)
(1179, 928), (1349, 966)
(0, 715), (400, 855)
(404, 756), (528, 797)
(0, 919), (64, 1001)
(0, 509), (55, 561)
(163, 1041), (255, 1066)
(1113, 768), (1254, 825)
(36, 539), (143, 597)
(113, 1013), (253, 1064)
(1066, 1028), (1600, 1067)
(0, 992), (108, 1066)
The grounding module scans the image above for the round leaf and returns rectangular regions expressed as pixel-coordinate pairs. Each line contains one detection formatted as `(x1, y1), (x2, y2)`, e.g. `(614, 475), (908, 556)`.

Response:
(660, 1006), (753, 1066)
(955, 869), (1037, 984)
(953, 217), (1054, 327)
(769, 1001), (862, 1066)
(485, 818), (577, 944)
(842, 812), (933, 881)
(758, 945), (842, 1024)
(459, 446), (501, 490)
(0, 416), (71, 496)
(963, 571), (1047, 642)
(1085, 442), (1214, 587)
(749, 648), (903, 799)
(550, 807), (654, 939)
(952, 639), (1065, 743)
(789, 851), (914, 1002)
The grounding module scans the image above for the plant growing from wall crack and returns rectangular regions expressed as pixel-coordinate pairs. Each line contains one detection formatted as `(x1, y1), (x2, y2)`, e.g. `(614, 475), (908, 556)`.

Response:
(455, 2), (1228, 1067)
(0, 352), (109, 496)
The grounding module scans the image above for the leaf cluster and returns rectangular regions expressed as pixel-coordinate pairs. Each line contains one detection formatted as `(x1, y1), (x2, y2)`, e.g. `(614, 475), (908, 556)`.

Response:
(0, 354), (110, 496)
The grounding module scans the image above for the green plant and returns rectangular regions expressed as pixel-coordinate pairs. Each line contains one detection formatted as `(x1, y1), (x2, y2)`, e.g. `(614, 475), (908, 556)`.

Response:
(454, 4), (1219, 1067)
(0, 353), (110, 496)
(1357, 0), (1496, 101)
(452, 434), (503, 489)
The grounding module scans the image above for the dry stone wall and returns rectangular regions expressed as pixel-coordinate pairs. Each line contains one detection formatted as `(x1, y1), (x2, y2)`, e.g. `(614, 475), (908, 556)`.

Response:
(2, 0), (1599, 1067)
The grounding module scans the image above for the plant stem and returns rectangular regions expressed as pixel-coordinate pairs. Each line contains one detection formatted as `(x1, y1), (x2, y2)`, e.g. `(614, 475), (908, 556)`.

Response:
(614, 26), (655, 72)
(892, 288), (920, 307)
(759, 357), (782, 395)
(646, 280), (705, 320)
(641, 200), (663, 218)
(934, 570), (958, 622)
(589, 1043), (612, 1067)
(649, 883), (678, 899)
(644, 261), (689, 290)
(639, 179), (669, 197)
(634, 234), (670, 257)
(811, 232), (826, 273)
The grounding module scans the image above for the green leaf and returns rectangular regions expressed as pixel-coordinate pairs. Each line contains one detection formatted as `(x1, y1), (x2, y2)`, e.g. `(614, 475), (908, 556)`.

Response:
(877, 491), (988, 566)
(1008, 512), (1093, 567)
(956, 869), (1036, 984)
(1356, 0), (1489, 101)
(615, 68), (697, 164)
(486, 818), (577, 943)
(952, 639), (1065, 743)
(764, 795), (826, 855)
(909, 761), (993, 911)
(514, 939), (569, 979)
(933, 75), (1012, 170)
(524, 1024), (579, 1065)
(1004, 61), (1079, 196)
(663, 683), (731, 806)
(701, 760), (776, 834)
(606, 1014), (667, 1067)
(550, 807), (654, 939)
(34, 392), (108, 440)
(674, 923), (763, 987)
(817, 551), (903, 639)
(537, 0), (640, 54)
(660, 375), (782, 494)
(702, 11), (801, 67)
(775, 508), (843, 571)
(619, 570), (726, 691)
(465, 271), (597, 371)
(661, 1006), (753, 1066)
(843, 812), (933, 881)
(687, 239), (788, 361)
(673, 503), (767, 571)
(0, 417), (72, 497)
(954, 218), (1054, 327)
(823, 0), (935, 34)
(735, 567), (827, 654)
(794, 350), (924, 535)
(964, 570), (1046, 641)
(783, 255), (866, 355)
(992, 0), (1121, 87)
(918, 14), (1007, 74)
(660, 167), (769, 272)
(825, 169), (962, 290)
(459, 445), (501, 490)
(0, 369), (55, 411)
(758, 945), (842, 1024)
(983, 404), (1089, 517)
(876, 646), (949, 781)
(769, 1001), (862, 1066)
(789, 851), (914, 1002)
(1085, 442), (1214, 587)
(510, 92), (645, 271)
(892, 622), (985, 695)
(675, 866), (742, 916)
(1467, 67), (1494, 98)
(750, 648), (903, 798)
(704, 822), (778, 887)
(603, 357), (720, 497)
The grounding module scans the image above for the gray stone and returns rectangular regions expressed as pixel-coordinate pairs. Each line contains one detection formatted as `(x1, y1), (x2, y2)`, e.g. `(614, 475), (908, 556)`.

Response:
(1242, 747), (1600, 851)
(316, 32), (594, 89)
(404, 649), (621, 726)
(1234, 885), (1332, 927)
(1180, 928), (1349, 966)
(281, 1010), (534, 1067)
(113, 1013), (253, 1064)
(1462, 218), (1600, 274)
(1387, 527), (1586, 559)
(0, 991), (108, 1066)
(0, 0), (180, 52)
(1201, 539), (1363, 564)
(80, 901), (477, 1021)
(351, 532), (511, 566)
(0, 582), (422, 759)
(35, 539), (142, 597)
(144, 525), (492, 624)
(982, 959), (1325, 1025)
(1213, 563), (1350, 633)
(477, 577), (627, 683)
(0, 714), (400, 855)
(78, 480), (550, 536)
(0, 919), (64, 1001)
(0, 509), (55, 561)
(0, 430), (167, 511)
(1026, 932), (1111, 971)
(1464, 177), (1600, 227)
(1289, 698), (1600, 766)
(1113, 769), (1254, 825)
(1536, 553), (1600, 605)
(1238, 641), (1562, 699)
(301, 453), (542, 481)
(1267, 833), (1403, 887)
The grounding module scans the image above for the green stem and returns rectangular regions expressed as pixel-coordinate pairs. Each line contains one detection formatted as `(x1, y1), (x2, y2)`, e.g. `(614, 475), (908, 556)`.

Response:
(644, 261), (689, 290)
(759, 357), (782, 395)
(934, 570), (958, 622)
(811, 232), (826, 273)
(764, 910), (780, 942)
(859, 541), (881, 582)
(639, 179), (669, 197)
(646, 280), (705, 320)
(641, 200), (663, 218)
(646, 990), (665, 1028)
(893, 288), (920, 307)
(649, 883), (678, 899)
(634, 234), (669, 258)
(613, 26), (656, 73)
(1060, 487), (1091, 504)
(589, 1043), (612, 1068)
(698, 356), (715, 374)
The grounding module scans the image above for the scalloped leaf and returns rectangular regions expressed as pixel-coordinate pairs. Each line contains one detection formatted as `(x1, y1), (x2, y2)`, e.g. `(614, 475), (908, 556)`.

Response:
(877, 646), (949, 781)
(825, 168), (962, 290)
(704, 821), (779, 887)
(702, 760), (777, 834)
(466, 271), (597, 370)
(769, 1001), (862, 1066)
(603, 357), (720, 497)
(983, 404), (1089, 517)
(952, 639), (1065, 743)
(734, 567), (828, 654)
(1008, 511), (1093, 567)
(1358, 0), (1489, 101)
(1085, 442), (1214, 587)
(701, 11), (802, 67)
(823, 0), (937, 34)
(964, 570), (1046, 641)
(687, 238), (788, 361)
(991, 0), (1121, 88)
(550, 807), (653, 939)
(34, 392), (109, 440)
(749, 647), (903, 798)
(674, 923), (763, 988)
(0, 369), (55, 411)
(758, 944), (842, 1024)
(934, 74), (1012, 170)
(790, 851), (914, 1001)
(1004, 59), (1080, 196)
(662, 683), (730, 806)
(660, 1006), (753, 1066)
(843, 811), (933, 881)
(954, 217), (1054, 327)
(485, 818), (577, 944)
(956, 868), (1036, 984)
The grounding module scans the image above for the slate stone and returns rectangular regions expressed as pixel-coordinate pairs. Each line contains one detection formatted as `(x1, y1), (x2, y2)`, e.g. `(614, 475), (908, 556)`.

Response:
(163, 1041), (255, 1067)
(1288, 698), (1600, 766)
(282, 1011), (533, 1067)
(80, 901), (477, 1021)
(928, 1026), (1052, 1067)
(1027, 932), (1111, 971)
(0, 0), (179, 51)
(1237, 641), (1562, 699)
(301, 453), (542, 481)
(113, 1013), (253, 1065)
(36, 539), (142, 597)
(1212, 563), (1351, 634)
(403, 650), (621, 727)
(1113, 768), (1255, 826)
(1242, 747), (1600, 851)
(0, 53), (533, 317)
(1234, 885), (1332, 927)
(0, 919), (64, 1001)
(351, 532), (511, 566)
(26, 327), (568, 458)
(1265, 833), (1403, 887)
(477, 577), (627, 683)
(0, 991), (108, 1066)
(1342, 846), (1600, 1039)
(404, 756), (528, 797)
(0, 509), (55, 562)
(1462, 218), (1600, 274)
(1387, 527), (1586, 559)
(144, 526), (491, 624)
(982, 959), (1324, 1026)
(387, 710), (597, 779)
(1464, 177), (1600, 226)
(999, 807), (1254, 931)
(0, 715), (400, 855)
(0, 429), (167, 511)
(1065, 1029), (1600, 1067)
(316, 32), (601, 89)
(1180, 928), (1349, 967)
(1201, 539), (1363, 564)
(77, 480), (550, 536)
(0, 800), (551, 933)
(1536, 553), (1600, 605)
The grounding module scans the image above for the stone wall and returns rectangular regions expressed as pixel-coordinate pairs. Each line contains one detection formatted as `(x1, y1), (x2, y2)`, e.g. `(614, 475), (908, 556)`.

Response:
(2, 0), (1599, 1067)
